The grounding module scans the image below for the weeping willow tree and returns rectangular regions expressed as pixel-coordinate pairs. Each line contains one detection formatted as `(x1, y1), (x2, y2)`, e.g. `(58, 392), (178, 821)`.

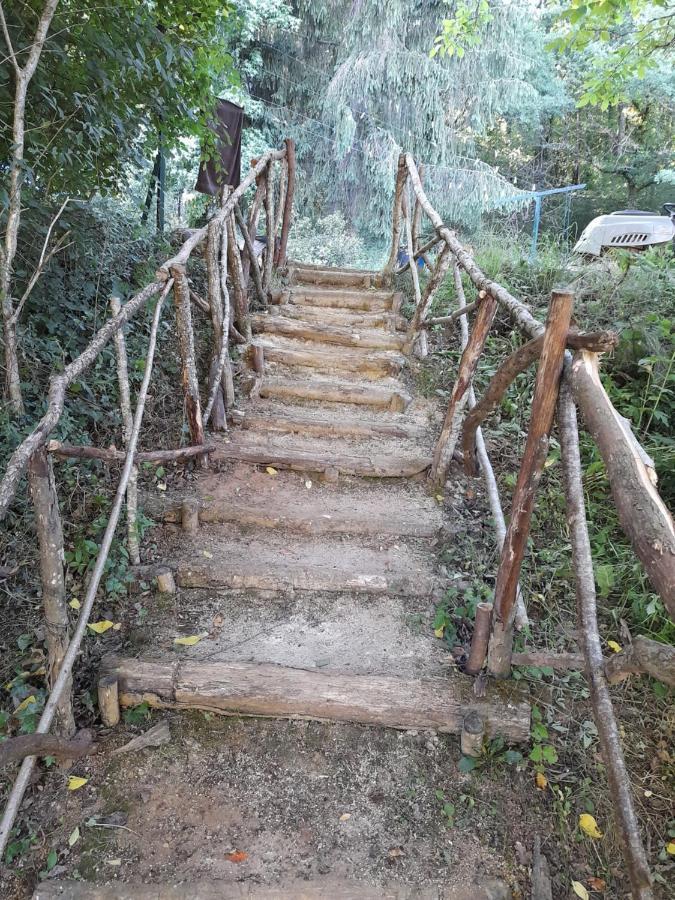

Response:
(250, 0), (566, 243)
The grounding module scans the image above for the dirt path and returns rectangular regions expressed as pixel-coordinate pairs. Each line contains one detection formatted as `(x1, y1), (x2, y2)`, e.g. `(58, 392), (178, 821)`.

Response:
(29, 264), (525, 899)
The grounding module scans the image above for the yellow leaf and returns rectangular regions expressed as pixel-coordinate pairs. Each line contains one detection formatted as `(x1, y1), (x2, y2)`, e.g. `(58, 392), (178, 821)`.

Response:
(434, 626), (445, 638)
(535, 772), (548, 790)
(607, 640), (621, 653)
(202, 550), (213, 559)
(69, 598), (81, 610)
(266, 466), (278, 476)
(88, 620), (114, 634)
(67, 776), (88, 791)
(174, 634), (204, 647)
(339, 813), (351, 821)
(579, 813), (603, 839)
(434, 494), (444, 503)
(15, 695), (36, 713)
(666, 841), (675, 855)
(572, 882), (589, 900)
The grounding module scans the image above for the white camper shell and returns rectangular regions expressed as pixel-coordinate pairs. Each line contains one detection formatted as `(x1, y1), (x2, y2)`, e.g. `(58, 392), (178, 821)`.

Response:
(574, 209), (675, 256)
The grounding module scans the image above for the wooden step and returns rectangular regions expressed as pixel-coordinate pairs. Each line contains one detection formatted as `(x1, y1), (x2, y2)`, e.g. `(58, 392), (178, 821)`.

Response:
(211, 436), (431, 478)
(259, 376), (412, 412)
(252, 314), (405, 351)
(174, 529), (438, 596)
(281, 286), (401, 313)
(275, 303), (406, 332)
(251, 339), (406, 378)
(170, 469), (444, 537)
(288, 263), (388, 289)
(231, 407), (425, 441)
(36, 878), (513, 899)
(102, 655), (530, 742)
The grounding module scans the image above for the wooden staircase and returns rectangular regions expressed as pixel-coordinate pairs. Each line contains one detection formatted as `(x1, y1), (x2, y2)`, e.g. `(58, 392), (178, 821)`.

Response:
(43, 264), (526, 899)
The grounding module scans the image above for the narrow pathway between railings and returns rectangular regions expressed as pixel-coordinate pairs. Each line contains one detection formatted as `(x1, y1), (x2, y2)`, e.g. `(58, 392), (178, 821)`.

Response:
(35, 263), (529, 900)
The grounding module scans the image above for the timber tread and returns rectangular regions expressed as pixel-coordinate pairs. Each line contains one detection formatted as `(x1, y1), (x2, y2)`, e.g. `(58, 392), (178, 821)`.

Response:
(173, 528), (440, 597)
(250, 337), (407, 377)
(252, 313), (405, 350)
(258, 374), (412, 411)
(281, 286), (400, 312)
(230, 405), (426, 440)
(211, 435), (432, 478)
(273, 303), (406, 331)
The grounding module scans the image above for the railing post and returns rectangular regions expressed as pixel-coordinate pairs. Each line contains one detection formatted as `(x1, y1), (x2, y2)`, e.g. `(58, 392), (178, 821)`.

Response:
(276, 138), (296, 269)
(384, 154), (407, 274)
(429, 285), (498, 489)
(488, 290), (574, 678)
(27, 446), (75, 736)
(262, 161), (275, 299)
(171, 264), (205, 455)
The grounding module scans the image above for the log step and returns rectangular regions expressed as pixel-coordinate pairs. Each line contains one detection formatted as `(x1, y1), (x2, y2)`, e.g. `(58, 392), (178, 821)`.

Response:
(288, 263), (388, 289)
(275, 303), (406, 332)
(35, 879), (512, 900)
(282, 286), (400, 312)
(231, 407), (424, 441)
(252, 314), (405, 351)
(211, 437), (431, 478)
(250, 339), (407, 378)
(102, 656), (530, 742)
(171, 468), (444, 537)
(259, 375), (412, 412)
(174, 529), (438, 597)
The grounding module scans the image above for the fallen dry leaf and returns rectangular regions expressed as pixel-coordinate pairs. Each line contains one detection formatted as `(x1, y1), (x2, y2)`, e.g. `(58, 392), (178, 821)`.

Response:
(607, 640), (622, 653)
(14, 695), (36, 713)
(69, 598), (81, 610)
(225, 850), (248, 863)
(579, 813), (603, 839)
(174, 634), (204, 647)
(112, 722), (171, 756)
(339, 813), (351, 822)
(265, 466), (278, 476)
(572, 882), (589, 900)
(67, 776), (88, 791)
(387, 847), (405, 858)
(535, 772), (548, 791)
(88, 620), (115, 635)
(202, 550), (213, 559)
(587, 876), (606, 892)
(666, 841), (675, 856)
(434, 626), (444, 638)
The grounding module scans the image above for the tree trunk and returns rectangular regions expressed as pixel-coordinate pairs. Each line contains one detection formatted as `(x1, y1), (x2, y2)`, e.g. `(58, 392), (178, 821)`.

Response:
(205, 217), (226, 427)
(28, 446), (75, 736)
(109, 296), (140, 565)
(384, 154), (408, 274)
(276, 138), (296, 269)
(263, 162), (275, 299)
(170, 266), (205, 454)
(488, 292), (574, 678)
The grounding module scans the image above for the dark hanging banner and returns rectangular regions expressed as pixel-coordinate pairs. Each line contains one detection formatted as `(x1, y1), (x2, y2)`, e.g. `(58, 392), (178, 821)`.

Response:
(195, 99), (243, 195)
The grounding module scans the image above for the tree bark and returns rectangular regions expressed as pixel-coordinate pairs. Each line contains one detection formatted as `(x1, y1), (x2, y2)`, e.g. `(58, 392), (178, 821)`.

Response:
(234, 202), (265, 308)
(110, 297), (140, 565)
(276, 137), (296, 268)
(488, 291), (574, 678)
(0, 730), (94, 768)
(570, 351), (675, 621)
(558, 376), (653, 900)
(227, 212), (250, 340)
(242, 172), (265, 285)
(429, 290), (498, 489)
(384, 154), (408, 273)
(205, 217), (227, 427)
(170, 266), (204, 454)
(47, 441), (215, 464)
(262, 162), (275, 299)
(605, 635), (675, 688)
(28, 445), (75, 736)
(0, 0), (60, 415)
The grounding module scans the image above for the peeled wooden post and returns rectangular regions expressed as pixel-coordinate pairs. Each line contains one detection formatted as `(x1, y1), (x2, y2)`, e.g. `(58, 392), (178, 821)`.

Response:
(170, 265), (205, 455)
(460, 710), (485, 758)
(429, 288), (498, 489)
(558, 375), (653, 899)
(205, 217), (227, 430)
(276, 137), (296, 269)
(384, 154), (408, 274)
(227, 211), (250, 341)
(402, 182), (427, 357)
(273, 157), (288, 253)
(488, 291), (574, 678)
(181, 499), (199, 534)
(97, 674), (120, 728)
(465, 602), (493, 676)
(403, 242), (453, 355)
(411, 163), (424, 252)
(234, 202), (265, 308)
(242, 170), (265, 285)
(28, 446), (75, 737)
(156, 567), (176, 596)
(109, 296), (141, 564)
(263, 161), (275, 298)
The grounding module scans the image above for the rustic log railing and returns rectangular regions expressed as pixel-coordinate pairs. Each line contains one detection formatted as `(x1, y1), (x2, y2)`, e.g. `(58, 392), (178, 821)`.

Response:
(0, 139), (295, 857)
(386, 152), (673, 898)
